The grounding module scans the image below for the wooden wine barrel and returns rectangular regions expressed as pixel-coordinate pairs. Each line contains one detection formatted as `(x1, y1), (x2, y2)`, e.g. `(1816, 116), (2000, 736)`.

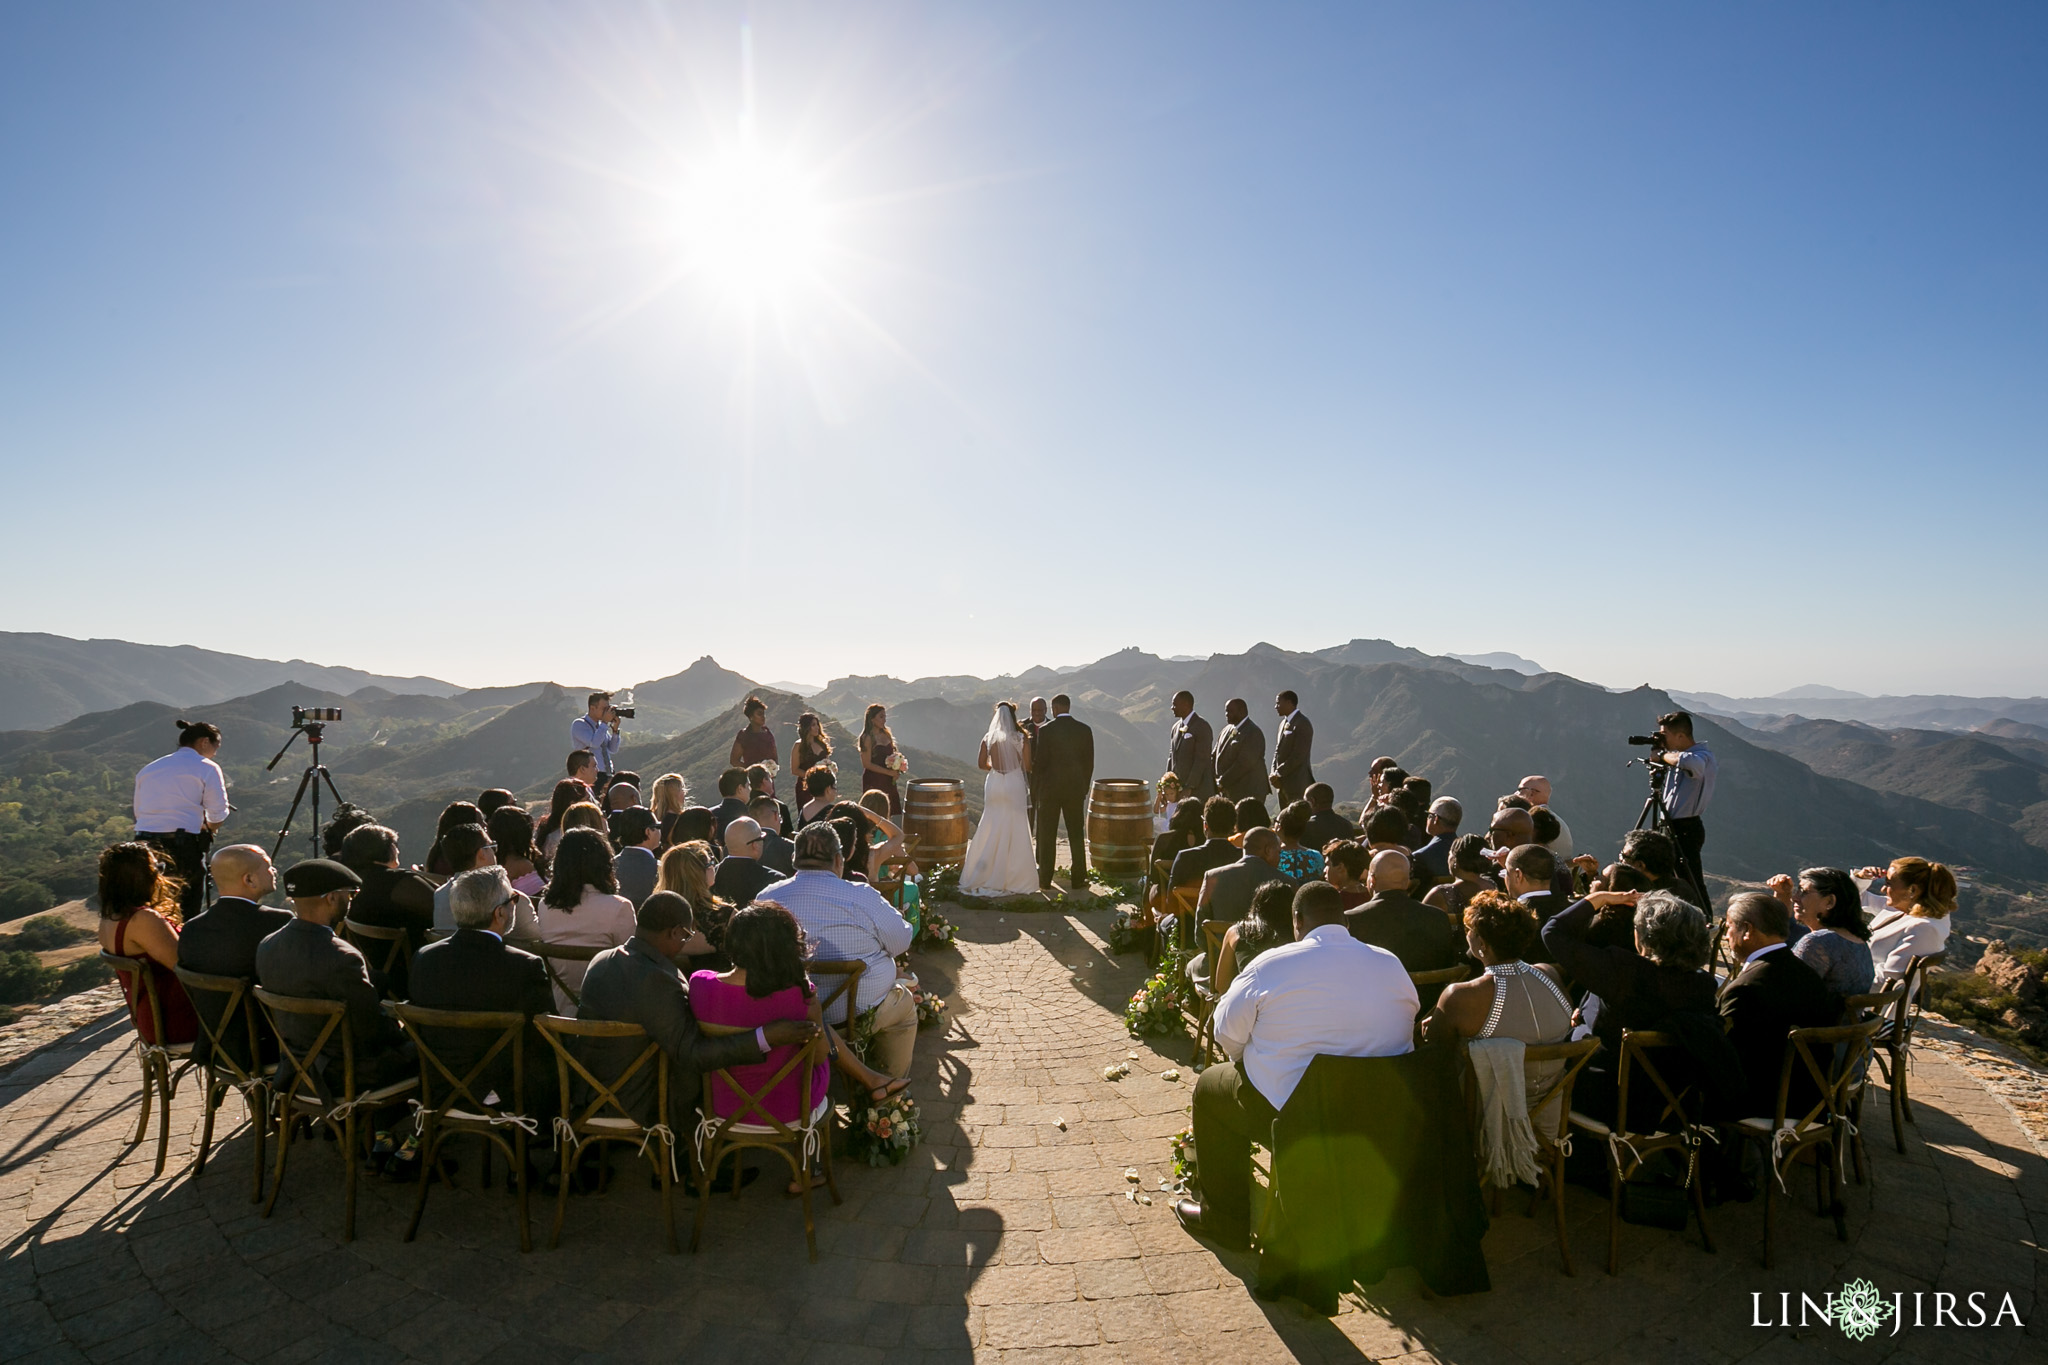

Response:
(1086, 779), (1153, 878)
(904, 779), (970, 869)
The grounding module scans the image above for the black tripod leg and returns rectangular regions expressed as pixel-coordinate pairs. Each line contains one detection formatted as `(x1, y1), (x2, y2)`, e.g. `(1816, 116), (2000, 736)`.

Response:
(318, 766), (346, 807)
(271, 768), (318, 861)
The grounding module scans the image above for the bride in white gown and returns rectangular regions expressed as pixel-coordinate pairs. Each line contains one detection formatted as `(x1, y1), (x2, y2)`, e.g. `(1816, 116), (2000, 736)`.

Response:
(959, 702), (1040, 897)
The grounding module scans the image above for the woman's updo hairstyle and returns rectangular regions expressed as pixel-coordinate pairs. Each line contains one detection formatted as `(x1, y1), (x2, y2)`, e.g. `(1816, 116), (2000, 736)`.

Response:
(175, 719), (222, 748)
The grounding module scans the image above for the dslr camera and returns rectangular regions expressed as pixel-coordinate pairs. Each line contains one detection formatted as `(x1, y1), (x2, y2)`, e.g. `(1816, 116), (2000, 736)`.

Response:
(294, 705), (343, 727)
(1626, 734), (1659, 747)
(612, 706), (636, 720)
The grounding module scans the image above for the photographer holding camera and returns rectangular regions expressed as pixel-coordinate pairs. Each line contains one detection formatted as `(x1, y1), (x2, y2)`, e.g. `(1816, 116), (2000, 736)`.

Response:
(571, 691), (625, 794)
(1645, 709), (1715, 902)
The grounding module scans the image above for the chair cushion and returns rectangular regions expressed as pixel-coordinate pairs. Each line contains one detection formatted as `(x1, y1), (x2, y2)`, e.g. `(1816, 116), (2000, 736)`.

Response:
(584, 1116), (642, 1132)
(1567, 1110), (1610, 1136)
(718, 1096), (833, 1135)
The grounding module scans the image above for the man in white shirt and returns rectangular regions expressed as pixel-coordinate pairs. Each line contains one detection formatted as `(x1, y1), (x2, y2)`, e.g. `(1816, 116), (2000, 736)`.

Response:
(1174, 880), (1417, 1250)
(1515, 775), (1573, 861)
(133, 719), (232, 916)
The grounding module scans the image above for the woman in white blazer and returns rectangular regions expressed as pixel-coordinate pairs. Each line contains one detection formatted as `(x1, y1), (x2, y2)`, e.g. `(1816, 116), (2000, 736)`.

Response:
(1857, 856), (1957, 983)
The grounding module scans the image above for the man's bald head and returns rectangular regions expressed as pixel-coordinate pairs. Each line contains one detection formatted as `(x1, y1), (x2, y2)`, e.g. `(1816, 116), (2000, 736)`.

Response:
(1243, 828), (1281, 865)
(723, 816), (764, 856)
(1490, 807), (1535, 850)
(605, 783), (640, 811)
(1516, 776), (1553, 806)
(209, 844), (276, 900)
(1367, 848), (1411, 896)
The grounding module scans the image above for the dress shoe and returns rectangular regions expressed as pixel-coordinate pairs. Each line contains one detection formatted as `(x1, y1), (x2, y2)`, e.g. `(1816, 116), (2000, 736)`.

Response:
(1172, 1197), (1248, 1252)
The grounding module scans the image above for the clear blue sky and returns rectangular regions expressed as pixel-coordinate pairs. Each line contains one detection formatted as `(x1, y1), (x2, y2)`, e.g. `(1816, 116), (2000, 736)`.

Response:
(3, 3), (2043, 698)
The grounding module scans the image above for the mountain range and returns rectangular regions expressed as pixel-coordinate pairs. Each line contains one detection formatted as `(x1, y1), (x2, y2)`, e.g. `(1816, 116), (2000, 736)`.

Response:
(3, 633), (2045, 949)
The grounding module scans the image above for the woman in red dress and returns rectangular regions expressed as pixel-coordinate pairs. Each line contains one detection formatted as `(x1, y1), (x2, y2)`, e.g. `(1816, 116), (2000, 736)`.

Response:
(95, 842), (201, 1046)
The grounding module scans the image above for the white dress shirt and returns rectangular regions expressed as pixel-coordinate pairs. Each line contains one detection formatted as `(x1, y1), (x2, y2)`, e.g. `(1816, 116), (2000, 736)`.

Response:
(1210, 922), (1418, 1109)
(132, 747), (230, 833)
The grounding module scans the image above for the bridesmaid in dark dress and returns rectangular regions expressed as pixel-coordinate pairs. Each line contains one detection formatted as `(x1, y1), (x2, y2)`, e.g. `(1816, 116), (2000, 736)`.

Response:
(793, 712), (833, 780)
(728, 696), (779, 770)
(858, 703), (904, 816)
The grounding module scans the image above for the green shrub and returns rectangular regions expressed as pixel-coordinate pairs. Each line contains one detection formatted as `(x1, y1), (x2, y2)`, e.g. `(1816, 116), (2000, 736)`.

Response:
(56, 956), (113, 994)
(0, 881), (55, 922)
(12, 914), (86, 952)
(0, 950), (56, 1006)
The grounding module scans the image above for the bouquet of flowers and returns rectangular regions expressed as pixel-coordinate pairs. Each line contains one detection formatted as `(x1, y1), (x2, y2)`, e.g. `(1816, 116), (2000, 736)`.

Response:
(1167, 1126), (1197, 1191)
(1124, 952), (1190, 1038)
(912, 983), (948, 1029)
(919, 906), (957, 945)
(885, 751), (909, 776)
(843, 1089), (922, 1167)
(1106, 906), (1153, 956)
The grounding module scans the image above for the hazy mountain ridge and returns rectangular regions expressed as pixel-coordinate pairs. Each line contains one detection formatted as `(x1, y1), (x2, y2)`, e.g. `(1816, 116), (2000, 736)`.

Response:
(1678, 689), (2048, 733)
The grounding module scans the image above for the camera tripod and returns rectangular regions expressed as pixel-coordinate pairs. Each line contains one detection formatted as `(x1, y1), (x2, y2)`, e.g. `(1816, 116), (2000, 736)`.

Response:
(1631, 756), (1712, 908)
(267, 722), (346, 863)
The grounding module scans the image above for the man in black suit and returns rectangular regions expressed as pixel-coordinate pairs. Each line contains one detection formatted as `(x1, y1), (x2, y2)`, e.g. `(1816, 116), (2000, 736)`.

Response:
(255, 858), (414, 1091)
(1198, 829), (1287, 925)
(178, 843), (292, 1068)
(1718, 892), (1838, 1121)
(1345, 850), (1465, 1003)
(1031, 694), (1095, 893)
(1167, 691), (1217, 801)
(612, 808), (662, 908)
(1212, 698), (1269, 808)
(710, 768), (751, 844)
(1410, 798), (1461, 888)
(1300, 783), (1358, 852)
(408, 866), (556, 1112)
(577, 891), (815, 1130)
(1269, 691), (1314, 808)
(745, 765), (794, 837)
(714, 817), (783, 906)
(1169, 797), (1241, 893)
(1503, 843), (1567, 935)
(748, 796), (796, 874)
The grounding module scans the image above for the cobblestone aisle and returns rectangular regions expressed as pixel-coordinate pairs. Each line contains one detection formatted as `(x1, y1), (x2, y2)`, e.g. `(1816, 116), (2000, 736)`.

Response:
(2, 903), (2043, 1363)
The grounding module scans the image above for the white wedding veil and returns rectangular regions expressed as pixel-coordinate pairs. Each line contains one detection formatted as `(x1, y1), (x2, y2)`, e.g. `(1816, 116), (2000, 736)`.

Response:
(985, 702), (1024, 772)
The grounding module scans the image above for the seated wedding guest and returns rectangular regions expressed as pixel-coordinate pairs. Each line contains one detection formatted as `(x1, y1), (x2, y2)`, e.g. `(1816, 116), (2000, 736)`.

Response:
(750, 795), (796, 874)
(1540, 889), (1739, 1127)
(1719, 892), (1837, 1119)
(1529, 807), (1565, 862)
(1232, 798), (1272, 846)
(488, 805), (547, 898)
(336, 824), (436, 982)
(1212, 880), (1295, 996)
(321, 803), (379, 858)
(612, 771), (642, 795)
(1620, 829), (1704, 909)
(649, 773), (690, 847)
(477, 788), (517, 819)
(535, 779), (586, 859)
(557, 801), (608, 846)
(611, 808), (663, 908)
(1367, 756), (1400, 800)
(1502, 843), (1566, 928)
(759, 825), (917, 1080)
(1199, 828), (1287, 926)
(1271, 802), (1322, 883)
(668, 806), (716, 849)
(1345, 850), (1465, 1001)
(1363, 805), (1414, 857)
(691, 901), (907, 1194)
(797, 765), (839, 826)
(1322, 840), (1372, 910)
(1766, 867), (1874, 997)
(1412, 798), (1462, 888)
(429, 823), (537, 941)
(1390, 784), (1430, 849)
(1485, 806), (1535, 874)
(1300, 783), (1358, 852)
(409, 867), (555, 1114)
(1153, 773), (1183, 835)
(855, 790), (913, 870)
(1581, 863), (1652, 950)
(746, 764), (794, 837)
(1152, 800), (1204, 876)
(425, 801), (488, 877)
(578, 891), (810, 1150)
(97, 842), (201, 1046)
(710, 768), (750, 843)
(729, 696), (779, 770)
(1858, 857), (1956, 983)
(1422, 891), (1573, 1114)
(657, 841), (737, 967)
(178, 844), (290, 1066)
(536, 828), (637, 1012)
(257, 858), (414, 1089)
(604, 784), (642, 820)
(1512, 776), (1572, 860)
(713, 817), (783, 907)
(1422, 833), (1496, 920)
(1170, 797), (1240, 891)
(822, 811), (872, 881)
(1175, 880), (1416, 1250)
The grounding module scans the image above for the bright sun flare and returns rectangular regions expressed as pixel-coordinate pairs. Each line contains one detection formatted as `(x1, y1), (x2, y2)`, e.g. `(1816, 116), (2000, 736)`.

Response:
(680, 149), (826, 301)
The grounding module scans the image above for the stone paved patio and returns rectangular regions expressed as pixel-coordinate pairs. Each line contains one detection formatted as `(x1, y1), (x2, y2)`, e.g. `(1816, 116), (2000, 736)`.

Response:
(2, 903), (2044, 1363)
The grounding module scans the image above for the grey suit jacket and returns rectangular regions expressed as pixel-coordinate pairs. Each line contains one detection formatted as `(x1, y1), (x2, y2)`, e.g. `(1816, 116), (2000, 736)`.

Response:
(1213, 719), (1268, 803)
(1202, 854), (1288, 925)
(1272, 712), (1314, 796)
(1169, 714), (1217, 800)
(254, 917), (403, 1084)
(576, 935), (764, 1127)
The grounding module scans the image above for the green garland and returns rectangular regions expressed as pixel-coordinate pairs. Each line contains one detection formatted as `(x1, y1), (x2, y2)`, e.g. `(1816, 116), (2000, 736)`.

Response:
(1124, 946), (1191, 1038)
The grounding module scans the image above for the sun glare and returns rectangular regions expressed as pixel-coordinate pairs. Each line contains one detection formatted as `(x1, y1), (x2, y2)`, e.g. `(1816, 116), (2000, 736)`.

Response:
(679, 149), (826, 302)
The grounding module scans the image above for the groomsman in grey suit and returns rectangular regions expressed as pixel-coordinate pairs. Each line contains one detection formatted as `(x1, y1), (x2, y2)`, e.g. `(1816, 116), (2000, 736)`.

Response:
(1270, 691), (1315, 807)
(1213, 699), (1268, 806)
(1168, 691), (1217, 800)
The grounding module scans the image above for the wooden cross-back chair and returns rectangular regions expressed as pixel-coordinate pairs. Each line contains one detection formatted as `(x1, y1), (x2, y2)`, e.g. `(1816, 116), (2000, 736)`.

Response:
(1871, 954), (1943, 1152)
(339, 918), (412, 990)
(1838, 982), (1904, 1184)
(1735, 1017), (1885, 1267)
(100, 951), (200, 1179)
(531, 1014), (679, 1253)
(692, 1028), (839, 1261)
(1566, 1029), (1717, 1274)
(171, 966), (271, 1201)
(251, 987), (417, 1242)
(392, 1004), (538, 1253)
(1164, 886), (1198, 951)
(1506, 1037), (1604, 1276)
(1410, 964), (1473, 988)
(1187, 919), (1231, 1064)
(808, 960), (867, 1036)
(527, 941), (603, 1012)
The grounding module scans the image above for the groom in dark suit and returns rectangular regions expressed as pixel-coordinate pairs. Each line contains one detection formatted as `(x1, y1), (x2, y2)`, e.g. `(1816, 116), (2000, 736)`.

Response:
(1033, 694), (1095, 892)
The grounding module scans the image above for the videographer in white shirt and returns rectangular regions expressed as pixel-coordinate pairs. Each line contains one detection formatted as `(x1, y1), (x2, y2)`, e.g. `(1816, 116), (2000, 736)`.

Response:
(132, 719), (231, 916)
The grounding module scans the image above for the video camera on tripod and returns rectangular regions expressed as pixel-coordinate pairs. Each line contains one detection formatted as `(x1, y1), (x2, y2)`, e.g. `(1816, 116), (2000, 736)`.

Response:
(268, 705), (348, 861)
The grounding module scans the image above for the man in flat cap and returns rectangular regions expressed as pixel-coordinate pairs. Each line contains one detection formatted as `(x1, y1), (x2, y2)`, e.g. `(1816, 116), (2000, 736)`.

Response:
(255, 858), (413, 1091)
